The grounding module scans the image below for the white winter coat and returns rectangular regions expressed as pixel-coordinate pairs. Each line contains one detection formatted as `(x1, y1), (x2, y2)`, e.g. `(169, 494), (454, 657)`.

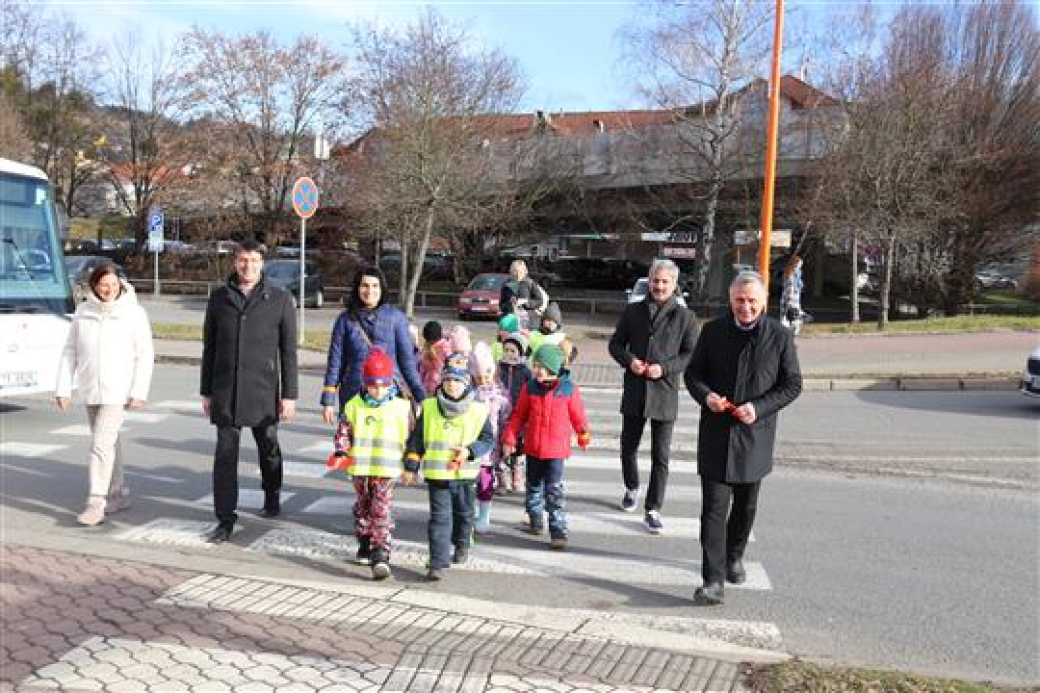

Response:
(56, 282), (154, 405)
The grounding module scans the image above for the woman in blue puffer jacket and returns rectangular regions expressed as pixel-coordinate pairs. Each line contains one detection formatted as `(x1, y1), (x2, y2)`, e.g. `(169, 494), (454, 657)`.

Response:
(321, 266), (425, 424)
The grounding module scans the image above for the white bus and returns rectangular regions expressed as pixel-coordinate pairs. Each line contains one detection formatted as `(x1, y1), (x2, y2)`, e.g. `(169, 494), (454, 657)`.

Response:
(0, 158), (75, 397)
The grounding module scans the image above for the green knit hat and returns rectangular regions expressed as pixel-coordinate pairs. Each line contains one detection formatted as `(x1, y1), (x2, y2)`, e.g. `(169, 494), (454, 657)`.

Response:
(532, 344), (564, 375)
(498, 313), (519, 333)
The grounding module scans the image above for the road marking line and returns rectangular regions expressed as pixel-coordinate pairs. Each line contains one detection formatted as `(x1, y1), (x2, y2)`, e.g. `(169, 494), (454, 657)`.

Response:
(123, 411), (168, 424)
(299, 496), (753, 540)
(250, 460), (329, 479)
(152, 399), (201, 410)
(193, 489), (295, 509)
(247, 527), (771, 589)
(116, 518), (218, 549)
(50, 424), (92, 436)
(0, 442), (66, 458)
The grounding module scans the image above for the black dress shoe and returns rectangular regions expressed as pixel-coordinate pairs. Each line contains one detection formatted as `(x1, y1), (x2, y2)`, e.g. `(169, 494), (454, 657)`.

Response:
(693, 582), (725, 605)
(205, 525), (233, 544)
(726, 559), (746, 585)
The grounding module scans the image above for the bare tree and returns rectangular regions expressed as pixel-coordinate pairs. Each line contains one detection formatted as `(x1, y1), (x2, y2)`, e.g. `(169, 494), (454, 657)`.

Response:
(621, 0), (772, 301)
(182, 29), (344, 242)
(931, 0), (1040, 313)
(1, 4), (102, 213)
(0, 91), (31, 160)
(100, 34), (190, 245)
(347, 9), (526, 315)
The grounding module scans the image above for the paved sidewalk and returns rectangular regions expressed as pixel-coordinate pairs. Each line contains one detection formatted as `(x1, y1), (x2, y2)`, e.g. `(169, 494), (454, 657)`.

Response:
(2, 543), (768, 692)
(153, 329), (1036, 390)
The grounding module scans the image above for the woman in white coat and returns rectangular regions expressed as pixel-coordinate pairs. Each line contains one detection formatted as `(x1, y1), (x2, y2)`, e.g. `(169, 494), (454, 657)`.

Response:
(56, 262), (154, 526)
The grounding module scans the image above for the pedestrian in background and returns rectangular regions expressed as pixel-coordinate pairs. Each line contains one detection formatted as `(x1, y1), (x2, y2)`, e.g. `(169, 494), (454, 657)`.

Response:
(495, 332), (531, 493)
(608, 258), (698, 535)
(499, 259), (548, 329)
(328, 348), (413, 581)
(403, 354), (493, 581)
(56, 263), (154, 526)
(501, 344), (591, 550)
(684, 271), (802, 606)
(321, 266), (425, 424)
(200, 240), (298, 544)
(469, 342), (511, 533)
(418, 320), (451, 395)
(780, 254), (804, 336)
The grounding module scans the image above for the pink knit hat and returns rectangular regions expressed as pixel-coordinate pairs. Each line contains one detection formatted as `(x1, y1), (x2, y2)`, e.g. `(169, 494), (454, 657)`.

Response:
(469, 342), (495, 377)
(446, 324), (472, 354)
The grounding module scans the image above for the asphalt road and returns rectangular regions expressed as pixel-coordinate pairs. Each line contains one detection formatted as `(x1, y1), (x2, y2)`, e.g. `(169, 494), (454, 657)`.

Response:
(2, 364), (1038, 685)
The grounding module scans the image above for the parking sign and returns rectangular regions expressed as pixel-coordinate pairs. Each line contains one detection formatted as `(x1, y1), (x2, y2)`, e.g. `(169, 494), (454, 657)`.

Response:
(147, 209), (164, 252)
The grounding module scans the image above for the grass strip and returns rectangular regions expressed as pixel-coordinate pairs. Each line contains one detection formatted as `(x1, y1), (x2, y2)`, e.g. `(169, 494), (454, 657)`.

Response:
(749, 660), (1017, 692)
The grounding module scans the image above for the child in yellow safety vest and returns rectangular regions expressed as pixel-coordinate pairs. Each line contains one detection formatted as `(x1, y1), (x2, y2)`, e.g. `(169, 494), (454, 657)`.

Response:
(328, 348), (413, 581)
(403, 353), (494, 582)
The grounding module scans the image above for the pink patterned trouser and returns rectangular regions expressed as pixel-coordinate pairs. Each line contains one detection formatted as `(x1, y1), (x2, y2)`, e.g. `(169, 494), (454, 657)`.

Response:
(353, 476), (396, 554)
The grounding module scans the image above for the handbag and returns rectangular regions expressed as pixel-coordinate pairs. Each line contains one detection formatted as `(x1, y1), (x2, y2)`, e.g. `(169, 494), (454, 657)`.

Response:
(354, 319), (414, 401)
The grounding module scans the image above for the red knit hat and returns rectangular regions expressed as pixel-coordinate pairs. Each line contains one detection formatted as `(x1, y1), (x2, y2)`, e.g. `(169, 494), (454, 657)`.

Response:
(363, 348), (394, 386)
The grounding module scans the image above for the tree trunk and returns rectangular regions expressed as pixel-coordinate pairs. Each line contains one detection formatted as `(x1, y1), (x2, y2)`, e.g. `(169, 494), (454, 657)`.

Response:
(877, 233), (896, 331)
(404, 206), (436, 318)
(695, 171), (723, 304)
(850, 232), (860, 323)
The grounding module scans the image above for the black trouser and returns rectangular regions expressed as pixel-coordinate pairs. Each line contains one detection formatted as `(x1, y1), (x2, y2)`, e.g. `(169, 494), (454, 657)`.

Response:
(620, 414), (674, 512)
(213, 423), (282, 527)
(699, 477), (761, 585)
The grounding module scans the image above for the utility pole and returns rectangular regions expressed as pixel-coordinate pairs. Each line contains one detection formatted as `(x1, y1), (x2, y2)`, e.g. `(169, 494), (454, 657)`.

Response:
(758, 0), (785, 296)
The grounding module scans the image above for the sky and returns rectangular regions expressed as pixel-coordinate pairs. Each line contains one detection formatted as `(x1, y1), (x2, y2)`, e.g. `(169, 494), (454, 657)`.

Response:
(45, 0), (656, 113)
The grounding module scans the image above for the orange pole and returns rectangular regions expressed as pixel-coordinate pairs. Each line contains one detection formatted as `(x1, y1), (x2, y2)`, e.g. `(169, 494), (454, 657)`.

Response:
(758, 0), (785, 296)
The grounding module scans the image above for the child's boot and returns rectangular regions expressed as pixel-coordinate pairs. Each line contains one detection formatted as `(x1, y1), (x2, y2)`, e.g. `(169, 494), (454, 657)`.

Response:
(550, 529), (569, 551)
(370, 546), (391, 581)
(474, 501), (491, 534)
(355, 536), (372, 565)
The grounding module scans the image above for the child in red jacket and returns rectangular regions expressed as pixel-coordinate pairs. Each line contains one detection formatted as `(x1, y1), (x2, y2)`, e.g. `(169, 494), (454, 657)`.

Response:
(502, 344), (590, 549)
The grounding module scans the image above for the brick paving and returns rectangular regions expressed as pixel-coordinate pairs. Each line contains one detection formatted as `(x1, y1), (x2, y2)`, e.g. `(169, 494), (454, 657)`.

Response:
(2, 544), (755, 692)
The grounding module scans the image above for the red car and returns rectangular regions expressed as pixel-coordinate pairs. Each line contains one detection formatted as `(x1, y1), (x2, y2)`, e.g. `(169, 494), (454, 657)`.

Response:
(457, 273), (508, 319)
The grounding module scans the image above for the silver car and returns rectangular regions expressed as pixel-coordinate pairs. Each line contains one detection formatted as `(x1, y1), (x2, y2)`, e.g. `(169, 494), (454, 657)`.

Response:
(1021, 348), (1040, 398)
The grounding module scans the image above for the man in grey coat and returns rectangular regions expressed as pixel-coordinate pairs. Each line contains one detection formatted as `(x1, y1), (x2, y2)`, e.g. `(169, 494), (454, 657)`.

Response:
(200, 240), (298, 543)
(684, 271), (802, 605)
(608, 258), (698, 534)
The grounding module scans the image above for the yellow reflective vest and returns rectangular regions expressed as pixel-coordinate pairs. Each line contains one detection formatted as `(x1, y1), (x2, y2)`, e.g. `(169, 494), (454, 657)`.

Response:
(341, 395), (412, 477)
(419, 397), (488, 480)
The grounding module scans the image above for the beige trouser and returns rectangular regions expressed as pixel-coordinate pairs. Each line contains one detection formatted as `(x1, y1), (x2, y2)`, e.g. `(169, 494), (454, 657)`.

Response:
(85, 404), (126, 498)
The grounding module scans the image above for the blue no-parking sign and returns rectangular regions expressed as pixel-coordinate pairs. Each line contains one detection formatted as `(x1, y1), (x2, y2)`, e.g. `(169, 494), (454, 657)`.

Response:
(147, 209), (164, 252)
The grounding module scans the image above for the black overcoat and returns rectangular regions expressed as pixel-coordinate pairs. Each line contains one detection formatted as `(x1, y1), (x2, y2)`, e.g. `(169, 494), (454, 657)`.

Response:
(684, 313), (802, 483)
(608, 296), (698, 421)
(200, 276), (299, 427)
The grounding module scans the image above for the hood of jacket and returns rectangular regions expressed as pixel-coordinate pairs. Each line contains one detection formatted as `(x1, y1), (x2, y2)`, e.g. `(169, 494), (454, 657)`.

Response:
(81, 279), (140, 319)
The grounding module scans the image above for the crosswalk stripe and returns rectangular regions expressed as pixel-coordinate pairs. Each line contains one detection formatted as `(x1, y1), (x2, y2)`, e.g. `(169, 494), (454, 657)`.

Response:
(246, 527), (771, 590)
(252, 460), (329, 479)
(0, 441), (66, 457)
(193, 489), (296, 509)
(298, 496), (753, 540)
(153, 399), (202, 410)
(51, 424), (92, 436)
(117, 518), (218, 549)
(123, 411), (168, 424)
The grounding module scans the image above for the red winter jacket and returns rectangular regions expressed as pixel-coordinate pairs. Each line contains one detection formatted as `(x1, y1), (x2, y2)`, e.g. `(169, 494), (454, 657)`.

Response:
(502, 371), (589, 460)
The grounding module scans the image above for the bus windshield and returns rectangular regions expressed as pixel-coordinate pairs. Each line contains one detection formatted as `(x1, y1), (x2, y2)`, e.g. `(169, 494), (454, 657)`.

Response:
(0, 163), (74, 314)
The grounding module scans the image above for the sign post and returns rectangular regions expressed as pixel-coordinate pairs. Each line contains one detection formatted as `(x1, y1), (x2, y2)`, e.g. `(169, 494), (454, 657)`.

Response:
(147, 208), (164, 296)
(291, 176), (318, 346)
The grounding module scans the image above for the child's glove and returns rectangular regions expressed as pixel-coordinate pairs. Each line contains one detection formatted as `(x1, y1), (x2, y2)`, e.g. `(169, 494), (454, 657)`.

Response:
(447, 447), (468, 472)
(327, 451), (353, 470)
(577, 430), (591, 450)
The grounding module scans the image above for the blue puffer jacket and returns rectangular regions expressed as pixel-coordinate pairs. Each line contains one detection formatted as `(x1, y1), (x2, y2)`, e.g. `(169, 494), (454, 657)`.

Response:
(321, 304), (425, 408)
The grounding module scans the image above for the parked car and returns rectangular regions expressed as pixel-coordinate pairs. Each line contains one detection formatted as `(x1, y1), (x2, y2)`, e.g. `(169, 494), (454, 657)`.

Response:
(975, 269), (1018, 291)
(1021, 347), (1040, 399)
(264, 259), (324, 308)
(458, 272), (508, 319)
(626, 277), (687, 307)
(65, 255), (127, 302)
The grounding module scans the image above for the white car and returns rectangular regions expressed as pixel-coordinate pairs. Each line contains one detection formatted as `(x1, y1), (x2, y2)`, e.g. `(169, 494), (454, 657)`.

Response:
(1021, 348), (1040, 398)
(626, 277), (687, 307)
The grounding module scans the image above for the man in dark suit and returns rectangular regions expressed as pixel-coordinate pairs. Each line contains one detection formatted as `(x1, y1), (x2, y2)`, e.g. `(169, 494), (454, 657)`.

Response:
(608, 259), (698, 535)
(200, 239), (298, 543)
(684, 271), (802, 605)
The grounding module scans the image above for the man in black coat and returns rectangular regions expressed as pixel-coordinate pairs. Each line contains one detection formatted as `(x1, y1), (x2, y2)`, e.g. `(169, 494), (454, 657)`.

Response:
(200, 240), (299, 543)
(684, 271), (802, 605)
(608, 259), (698, 534)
